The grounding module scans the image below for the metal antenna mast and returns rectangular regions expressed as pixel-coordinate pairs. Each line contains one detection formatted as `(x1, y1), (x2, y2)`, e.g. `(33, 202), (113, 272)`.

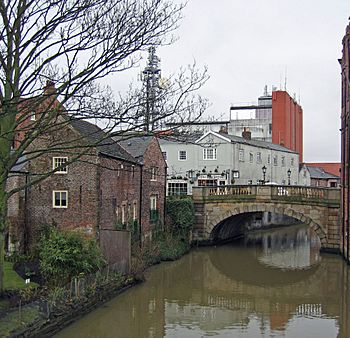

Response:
(142, 47), (161, 132)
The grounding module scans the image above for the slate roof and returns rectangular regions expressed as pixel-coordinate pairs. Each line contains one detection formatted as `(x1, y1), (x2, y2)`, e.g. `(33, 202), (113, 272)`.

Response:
(222, 133), (297, 153)
(10, 154), (28, 172)
(70, 119), (137, 163)
(159, 131), (297, 154)
(115, 135), (153, 163)
(307, 166), (340, 180)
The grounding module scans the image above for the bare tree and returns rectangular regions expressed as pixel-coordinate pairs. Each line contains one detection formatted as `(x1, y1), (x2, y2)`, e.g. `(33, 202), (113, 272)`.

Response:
(0, 0), (209, 292)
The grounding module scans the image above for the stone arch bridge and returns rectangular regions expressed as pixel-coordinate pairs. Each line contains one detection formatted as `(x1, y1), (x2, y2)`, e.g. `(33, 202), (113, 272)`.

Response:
(192, 185), (341, 252)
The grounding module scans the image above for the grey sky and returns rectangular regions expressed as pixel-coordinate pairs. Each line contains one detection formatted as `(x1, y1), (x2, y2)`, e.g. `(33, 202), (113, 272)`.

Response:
(114, 0), (350, 162)
(157, 0), (350, 162)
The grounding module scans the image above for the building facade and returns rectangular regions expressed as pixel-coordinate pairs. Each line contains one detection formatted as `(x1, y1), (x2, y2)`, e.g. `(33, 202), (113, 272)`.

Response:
(119, 135), (167, 241)
(6, 119), (167, 253)
(229, 88), (303, 162)
(340, 21), (350, 262)
(160, 130), (299, 196)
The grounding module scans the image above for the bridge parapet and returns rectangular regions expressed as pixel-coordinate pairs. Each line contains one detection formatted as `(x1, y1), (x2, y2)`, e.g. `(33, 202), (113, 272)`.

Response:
(193, 185), (340, 207)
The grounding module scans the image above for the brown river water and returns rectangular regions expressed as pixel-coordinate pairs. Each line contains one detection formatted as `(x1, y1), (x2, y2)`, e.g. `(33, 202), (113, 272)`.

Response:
(55, 224), (350, 338)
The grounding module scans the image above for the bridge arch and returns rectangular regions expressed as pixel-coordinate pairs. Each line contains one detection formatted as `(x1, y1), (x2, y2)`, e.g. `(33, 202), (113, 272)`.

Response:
(208, 203), (328, 247)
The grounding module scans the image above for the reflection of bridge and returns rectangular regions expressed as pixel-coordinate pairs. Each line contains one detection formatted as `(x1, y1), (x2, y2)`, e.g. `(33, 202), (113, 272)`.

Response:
(192, 185), (340, 251)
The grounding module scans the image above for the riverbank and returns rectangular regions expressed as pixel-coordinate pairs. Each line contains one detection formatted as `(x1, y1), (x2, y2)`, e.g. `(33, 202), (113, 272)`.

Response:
(2, 233), (190, 338)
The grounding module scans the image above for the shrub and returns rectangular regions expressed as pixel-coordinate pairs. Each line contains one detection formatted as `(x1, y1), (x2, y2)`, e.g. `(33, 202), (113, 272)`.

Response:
(166, 197), (194, 237)
(39, 228), (105, 286)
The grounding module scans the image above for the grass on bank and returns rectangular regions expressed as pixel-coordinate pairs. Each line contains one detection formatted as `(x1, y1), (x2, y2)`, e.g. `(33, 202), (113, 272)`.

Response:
(4, 261), (38, 290)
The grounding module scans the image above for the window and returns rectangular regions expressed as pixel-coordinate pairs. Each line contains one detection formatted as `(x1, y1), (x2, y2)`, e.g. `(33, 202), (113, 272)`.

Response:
(232, 170), (240, 178)
(133, 202), (137, 221)
(53, 191), (68, 208)
(273, 155), (278, 166)
(150, 195), (158, 223)
(53, 157), (68, 174)
(151, 167), (157, 181)
(239, 149), (244, 162)
(178, 150), (187, 161)
(281, 156), (285, 167)
(257, 152), (262, 164)
(249, 152), (253, 163)
(168, 182), (188, 195)
(291, 158), (294, 166)
(162, 151), (167, 160)
(203, 148), (217, 160)
(131, 165), (135, 178)
(121, 204), (126, 224)
(117, 163), (123, 177)
(198, 179), (216, 186)
(267, 154), (271, 164)
(150, 195), (157, 210)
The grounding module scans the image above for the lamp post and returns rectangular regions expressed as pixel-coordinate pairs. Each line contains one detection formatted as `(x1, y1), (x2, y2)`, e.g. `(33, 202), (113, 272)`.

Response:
(262, 165), (267, 185)
(287, 168), (291, 185)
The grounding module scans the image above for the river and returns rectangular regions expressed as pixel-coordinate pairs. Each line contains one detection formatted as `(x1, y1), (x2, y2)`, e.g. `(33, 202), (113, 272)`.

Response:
(55, 224), (350, 338)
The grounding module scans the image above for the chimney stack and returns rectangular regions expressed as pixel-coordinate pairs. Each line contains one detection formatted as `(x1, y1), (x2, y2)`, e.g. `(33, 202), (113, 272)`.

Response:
(242, 127), (251, 140)
(219, 125), (228, 134)
(43, 80), (56, 96)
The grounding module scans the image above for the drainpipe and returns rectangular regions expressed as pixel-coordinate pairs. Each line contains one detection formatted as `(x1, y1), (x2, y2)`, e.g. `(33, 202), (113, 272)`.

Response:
(163, 163), (167, 232)
(347, 40), (350, 261)
(24, 172), (29, 253)
(139, 164), (143, 247)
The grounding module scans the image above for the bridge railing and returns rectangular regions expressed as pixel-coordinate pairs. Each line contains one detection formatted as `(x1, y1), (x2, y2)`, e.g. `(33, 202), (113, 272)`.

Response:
(207, 185), (256, 197)
(193, 185), (340, 204)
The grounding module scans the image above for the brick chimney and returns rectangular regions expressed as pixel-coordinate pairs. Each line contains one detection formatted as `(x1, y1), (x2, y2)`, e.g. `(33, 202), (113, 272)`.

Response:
(242, 127), (251, 140)
(43, 80), (57, 96)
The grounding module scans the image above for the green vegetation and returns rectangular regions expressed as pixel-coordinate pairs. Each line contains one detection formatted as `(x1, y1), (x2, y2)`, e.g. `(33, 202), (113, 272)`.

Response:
(39, 228), (105, 286)
(166, 196), (195, 238)
(131, 197), (194, 279)
(0, 305), (41, 337)
(4, 261), (37, 290)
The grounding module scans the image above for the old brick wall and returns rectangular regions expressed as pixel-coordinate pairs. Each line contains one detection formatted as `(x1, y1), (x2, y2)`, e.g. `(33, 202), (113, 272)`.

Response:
(26, 124), (100, 247)
(141, 137), (167, 240)
(98, 156), (141, 233)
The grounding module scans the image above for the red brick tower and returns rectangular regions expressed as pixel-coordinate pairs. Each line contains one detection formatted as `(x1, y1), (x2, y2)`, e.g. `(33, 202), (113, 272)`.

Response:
(271, 91), (303, 162)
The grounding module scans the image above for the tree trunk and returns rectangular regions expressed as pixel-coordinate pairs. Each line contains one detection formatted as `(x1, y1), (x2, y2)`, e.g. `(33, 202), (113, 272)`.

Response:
(0, 230), (4, 295)
(0, 182), (8, 294)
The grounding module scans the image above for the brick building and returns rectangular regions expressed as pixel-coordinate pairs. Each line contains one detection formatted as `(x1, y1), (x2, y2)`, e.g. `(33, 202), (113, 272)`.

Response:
(7, 115), (166, 256)
(118, 135), (167, 241)
(229, 89), (303, 162)
(340, 21), (350, 262)
(271, 91), (303, 162)
(305, 165), (340, 188)
(17, 119), (142, 249)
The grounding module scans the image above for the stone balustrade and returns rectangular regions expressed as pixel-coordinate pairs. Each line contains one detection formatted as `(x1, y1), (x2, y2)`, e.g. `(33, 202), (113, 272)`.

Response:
(194, 185), (340, 205)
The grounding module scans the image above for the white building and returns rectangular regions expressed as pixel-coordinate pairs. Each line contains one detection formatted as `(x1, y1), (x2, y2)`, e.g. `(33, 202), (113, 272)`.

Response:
(159, 130), (300, 195)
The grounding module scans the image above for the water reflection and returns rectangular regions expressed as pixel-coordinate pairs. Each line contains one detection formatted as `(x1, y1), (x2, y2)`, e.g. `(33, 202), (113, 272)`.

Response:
(56, 224), (349, 338)
(245, 224), (321, 270)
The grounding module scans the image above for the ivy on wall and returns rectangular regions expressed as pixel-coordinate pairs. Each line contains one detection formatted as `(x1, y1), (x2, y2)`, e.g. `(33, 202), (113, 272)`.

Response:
(166, 197), (194, 235)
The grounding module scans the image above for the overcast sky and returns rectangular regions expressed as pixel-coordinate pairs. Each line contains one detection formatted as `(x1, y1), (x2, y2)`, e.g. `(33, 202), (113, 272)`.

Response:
(115, 0), (350, 163)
